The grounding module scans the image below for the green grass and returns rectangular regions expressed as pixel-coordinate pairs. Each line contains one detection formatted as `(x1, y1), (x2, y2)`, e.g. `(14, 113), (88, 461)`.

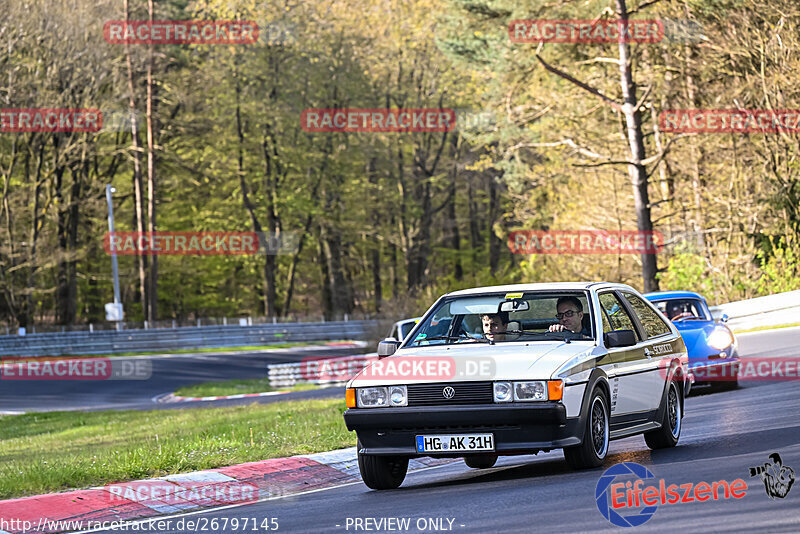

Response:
(174, 379), (320, 398)
(733, 322), (800, 334)
(0, 399), (354, 500)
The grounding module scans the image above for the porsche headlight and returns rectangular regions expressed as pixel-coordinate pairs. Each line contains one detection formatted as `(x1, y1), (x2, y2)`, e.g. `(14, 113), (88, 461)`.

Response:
(707, 328), (734, 351)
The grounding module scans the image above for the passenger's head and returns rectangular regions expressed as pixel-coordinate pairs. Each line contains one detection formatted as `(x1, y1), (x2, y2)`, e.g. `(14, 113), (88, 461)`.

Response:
(481, 311), (509, 341)
(556, 296), (584, 333)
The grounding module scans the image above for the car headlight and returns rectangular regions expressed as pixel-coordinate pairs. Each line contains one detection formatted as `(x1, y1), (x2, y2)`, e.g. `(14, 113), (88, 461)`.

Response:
(356, 386), (407, 408)
(514, 381), (548, 401)
(493, 381), (513, 403)
(389, 385), (408, 406)
(707, 327), (734, 351)
(357, 387), (389, 408)
(494, 380), (562, 402)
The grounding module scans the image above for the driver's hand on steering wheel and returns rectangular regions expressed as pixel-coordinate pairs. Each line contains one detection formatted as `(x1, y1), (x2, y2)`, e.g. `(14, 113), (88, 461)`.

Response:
(671, 312), (693, 320)
(548, 324), (568, 332)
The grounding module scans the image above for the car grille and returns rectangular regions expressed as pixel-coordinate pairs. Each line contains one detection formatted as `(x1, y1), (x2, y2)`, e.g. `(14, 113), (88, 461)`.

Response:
(407, 381), (493, 406)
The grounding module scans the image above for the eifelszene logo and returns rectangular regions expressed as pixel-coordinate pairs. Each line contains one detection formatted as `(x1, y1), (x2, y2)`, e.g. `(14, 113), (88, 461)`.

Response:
(596, 462), (748, 527)
(749, 453), (795, 499)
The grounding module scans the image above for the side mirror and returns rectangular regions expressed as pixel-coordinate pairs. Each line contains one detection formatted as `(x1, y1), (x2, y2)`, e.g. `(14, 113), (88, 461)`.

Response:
(377, 338), (400, 359)
(604, 329), (637, 348)
(720, 314), (729, 323)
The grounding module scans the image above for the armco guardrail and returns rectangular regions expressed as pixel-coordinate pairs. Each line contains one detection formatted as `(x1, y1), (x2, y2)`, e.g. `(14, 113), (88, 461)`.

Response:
(0, 321), (378, 357)
(709, 289), (800, 332)
(268, 353), (377, 387)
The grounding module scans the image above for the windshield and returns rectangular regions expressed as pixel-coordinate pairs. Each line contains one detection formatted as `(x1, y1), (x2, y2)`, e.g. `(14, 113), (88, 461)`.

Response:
(651, 298), (710, 321)
(407, 291), (594, 346)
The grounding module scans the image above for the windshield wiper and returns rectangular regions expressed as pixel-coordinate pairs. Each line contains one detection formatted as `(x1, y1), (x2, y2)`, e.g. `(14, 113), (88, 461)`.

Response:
(411, 334), (490, 345)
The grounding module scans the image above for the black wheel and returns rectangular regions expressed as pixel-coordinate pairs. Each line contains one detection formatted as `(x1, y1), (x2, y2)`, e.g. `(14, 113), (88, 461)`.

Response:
(644, 381), (682, 449)
(357, 448), (408, 490)
(564, 387), (609, 469)
(464, 454), (498, 469)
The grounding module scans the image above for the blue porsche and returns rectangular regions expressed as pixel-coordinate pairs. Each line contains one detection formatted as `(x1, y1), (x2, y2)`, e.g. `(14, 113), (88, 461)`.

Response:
(644, 290), (740, 393)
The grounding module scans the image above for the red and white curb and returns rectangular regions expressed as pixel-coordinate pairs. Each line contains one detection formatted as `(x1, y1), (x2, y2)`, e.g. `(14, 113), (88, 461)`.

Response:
(0, 448), (457, 534)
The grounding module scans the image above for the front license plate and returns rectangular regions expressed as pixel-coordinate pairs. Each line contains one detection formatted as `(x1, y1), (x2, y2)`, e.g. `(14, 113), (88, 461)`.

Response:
(415, 433), (494, 453)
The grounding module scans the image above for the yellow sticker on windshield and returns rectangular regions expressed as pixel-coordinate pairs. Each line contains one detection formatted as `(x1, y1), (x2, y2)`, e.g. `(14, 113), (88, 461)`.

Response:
(504, 292), (523, 299)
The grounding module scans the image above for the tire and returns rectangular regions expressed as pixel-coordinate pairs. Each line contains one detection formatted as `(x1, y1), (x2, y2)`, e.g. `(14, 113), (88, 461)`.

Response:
(357, 449), (408, 490)
(564, 387), (609, 469)
(644, 380), (682, 449)
(464, 454), (498, 469)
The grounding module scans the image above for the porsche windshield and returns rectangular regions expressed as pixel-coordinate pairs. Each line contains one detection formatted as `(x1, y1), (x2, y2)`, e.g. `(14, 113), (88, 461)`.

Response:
(408, 291), (594, 345)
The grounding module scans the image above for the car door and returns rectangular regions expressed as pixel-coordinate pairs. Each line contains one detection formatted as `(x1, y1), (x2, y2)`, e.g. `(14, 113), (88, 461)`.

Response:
(598, 291), (657, 421)
(618, 291), (680, 410)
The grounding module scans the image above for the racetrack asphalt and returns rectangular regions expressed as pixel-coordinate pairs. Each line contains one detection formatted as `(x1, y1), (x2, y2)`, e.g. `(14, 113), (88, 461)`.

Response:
(75, 326), (800, 534)
(0, 345), (361, 413)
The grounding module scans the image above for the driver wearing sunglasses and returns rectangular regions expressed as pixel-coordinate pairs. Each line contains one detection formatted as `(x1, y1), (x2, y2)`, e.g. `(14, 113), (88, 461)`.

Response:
(548, 296), (591, 336)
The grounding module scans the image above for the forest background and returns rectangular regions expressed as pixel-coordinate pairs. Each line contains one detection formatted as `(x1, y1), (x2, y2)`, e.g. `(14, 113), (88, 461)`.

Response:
(1, 0), (799, 328)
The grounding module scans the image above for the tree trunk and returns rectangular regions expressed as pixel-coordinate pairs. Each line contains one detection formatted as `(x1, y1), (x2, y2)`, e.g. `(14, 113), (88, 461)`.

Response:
(124, 0), (148, 321)
(145, 0), (158, 321)
(616, 0), (658, 292)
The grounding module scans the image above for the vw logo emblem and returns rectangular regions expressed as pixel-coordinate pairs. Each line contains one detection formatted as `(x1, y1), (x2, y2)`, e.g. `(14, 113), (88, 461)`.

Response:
(442, 386), (456, 399)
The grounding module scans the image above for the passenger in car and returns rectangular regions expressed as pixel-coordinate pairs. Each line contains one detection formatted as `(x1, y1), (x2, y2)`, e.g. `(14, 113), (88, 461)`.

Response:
(549, 296), (592, 336)
(481, 311), (509, 342)
(667, 301), (694, 321)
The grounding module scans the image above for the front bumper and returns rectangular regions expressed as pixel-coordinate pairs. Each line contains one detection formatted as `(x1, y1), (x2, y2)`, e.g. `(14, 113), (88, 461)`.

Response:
(687, 353), (740, 385)
(343, 403), (582, 456)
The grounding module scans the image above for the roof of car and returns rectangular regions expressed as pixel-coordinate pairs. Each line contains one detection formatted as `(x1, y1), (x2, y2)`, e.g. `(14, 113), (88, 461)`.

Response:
(446, 282), (633, 297)
(643, 290), (705, 300)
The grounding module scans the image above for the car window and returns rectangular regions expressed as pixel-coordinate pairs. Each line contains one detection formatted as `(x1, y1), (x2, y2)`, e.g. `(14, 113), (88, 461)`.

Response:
(651, 298), (709, 321)
(621, 292), (671, 339)
(399, 321), (416, 339)
(408, 292), (594, 345)
(598, 292), (641, 341)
